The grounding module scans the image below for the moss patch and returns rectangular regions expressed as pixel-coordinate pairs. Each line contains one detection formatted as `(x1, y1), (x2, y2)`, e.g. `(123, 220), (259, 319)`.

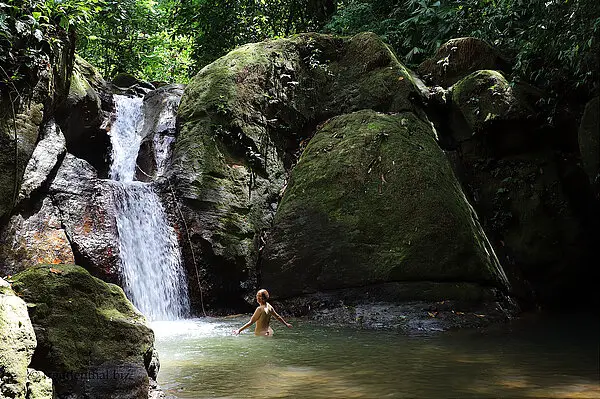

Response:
(11, 264), (153, 374)
(262, 110), (508, 297)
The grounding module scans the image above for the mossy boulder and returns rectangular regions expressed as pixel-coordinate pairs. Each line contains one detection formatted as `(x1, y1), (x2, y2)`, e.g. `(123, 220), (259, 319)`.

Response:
(57, 55), (113, 177)
(11, 265), (155, 399)
(262, 110), (509, 297)
(174, 32), (426, 311)
(0, 278), (38, 399)
(418, 37), (509, 87)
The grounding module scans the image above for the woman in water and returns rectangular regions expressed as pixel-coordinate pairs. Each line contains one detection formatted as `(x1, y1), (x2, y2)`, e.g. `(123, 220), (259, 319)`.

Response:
(233, 289), (292, 336)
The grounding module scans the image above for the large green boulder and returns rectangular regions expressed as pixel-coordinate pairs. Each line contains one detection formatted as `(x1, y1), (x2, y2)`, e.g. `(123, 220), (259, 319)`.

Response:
(11, 265), (155, 399)
(262, 110), (509, 297)
(174, 32), (426, 310)
(0, 278), (38, 399)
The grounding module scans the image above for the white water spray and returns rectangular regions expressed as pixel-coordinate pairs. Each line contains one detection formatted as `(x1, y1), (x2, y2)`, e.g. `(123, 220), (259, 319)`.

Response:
(108, 94), (190, 320)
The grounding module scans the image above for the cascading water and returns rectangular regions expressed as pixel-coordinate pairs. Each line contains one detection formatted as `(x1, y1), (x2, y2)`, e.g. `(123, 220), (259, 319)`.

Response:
(108, 94), (190, 321)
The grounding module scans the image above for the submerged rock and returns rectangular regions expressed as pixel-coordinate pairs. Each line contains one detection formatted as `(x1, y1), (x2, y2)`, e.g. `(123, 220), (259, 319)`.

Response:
(174, 32), (427, 311)
(262, 110), (509, 297)
(0, 278), (38, 399)
(11, 265), (156, 399)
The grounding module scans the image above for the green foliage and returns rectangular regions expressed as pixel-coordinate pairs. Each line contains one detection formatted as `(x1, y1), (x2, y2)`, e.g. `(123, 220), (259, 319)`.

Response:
(326, 0), (600, 98)
(77, 0), (193, 82)
(172, 0), (338, 70)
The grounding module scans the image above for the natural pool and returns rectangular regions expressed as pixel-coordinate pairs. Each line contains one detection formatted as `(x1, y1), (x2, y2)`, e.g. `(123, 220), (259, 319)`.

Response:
(152, 313), (599, 398)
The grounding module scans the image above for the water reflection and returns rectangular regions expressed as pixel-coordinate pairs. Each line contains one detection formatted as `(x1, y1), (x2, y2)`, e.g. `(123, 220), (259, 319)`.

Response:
(152, 314), (599, 398)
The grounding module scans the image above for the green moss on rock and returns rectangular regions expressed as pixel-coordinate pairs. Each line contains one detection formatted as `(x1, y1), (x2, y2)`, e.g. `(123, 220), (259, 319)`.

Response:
(174, 33), (425, 309)
(451, 70), (531, 134)
(11, 265), (153, 398)
(262, 110), (509, 297)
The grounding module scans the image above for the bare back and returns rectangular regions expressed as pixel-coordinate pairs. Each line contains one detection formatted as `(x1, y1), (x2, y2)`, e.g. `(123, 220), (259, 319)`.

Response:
(253, 303), (274, 336)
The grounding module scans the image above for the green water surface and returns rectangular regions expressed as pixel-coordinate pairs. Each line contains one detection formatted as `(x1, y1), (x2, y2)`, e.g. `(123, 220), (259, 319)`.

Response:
(152, 313), (599, 398)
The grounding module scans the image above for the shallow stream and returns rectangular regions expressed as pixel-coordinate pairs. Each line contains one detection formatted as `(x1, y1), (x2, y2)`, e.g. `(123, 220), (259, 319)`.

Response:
(153, 313), (598, 398)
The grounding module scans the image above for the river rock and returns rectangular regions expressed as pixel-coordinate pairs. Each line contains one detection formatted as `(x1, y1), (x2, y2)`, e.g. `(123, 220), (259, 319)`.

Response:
(418, 37), (509, 87)
(174, 32), (427, 311)
(136, 84), (186, 181)
(262, 110), (509, 297)
(0, 278), (38, 399)
(578, 96), (599, 195)
(49, 154), (120, 282)
(57, 56), (113, 177)
(17, 120), (67, 204)
(0, 197), (75, 277)
(11, 265), (156, 399)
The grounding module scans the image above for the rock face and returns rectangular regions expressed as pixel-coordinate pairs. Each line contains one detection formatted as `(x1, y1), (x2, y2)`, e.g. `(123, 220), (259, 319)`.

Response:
(49, 154), (121, 282)
(262, 110), (509, 296)
(174, 32), (427, 310)
(17, 120), (67, 204)
(57, 56), (113, 177)
(0, 278), (38, 399)
(0, 197), (75, 276)
(11, 265), (156, 399)
(136, 84), (186, 181)
(0, 101), (45, 219)
(578, 97), (599, 196)
(418, 37), (509, 87)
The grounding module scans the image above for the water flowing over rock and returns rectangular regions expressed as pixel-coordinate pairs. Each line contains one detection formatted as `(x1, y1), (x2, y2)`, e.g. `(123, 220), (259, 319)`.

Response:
(108, 95), (190, 321)
(111, 181), (190, 320)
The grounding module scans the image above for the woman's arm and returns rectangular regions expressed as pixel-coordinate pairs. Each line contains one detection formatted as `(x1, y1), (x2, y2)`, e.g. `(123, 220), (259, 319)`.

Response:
(270, 306), (292, 328)
(234, 307), (261, 335)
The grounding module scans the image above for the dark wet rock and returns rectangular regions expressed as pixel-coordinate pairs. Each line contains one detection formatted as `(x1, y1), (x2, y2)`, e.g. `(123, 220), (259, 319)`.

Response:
(273, 282), (518, 332)
(0, 197), (75, 277)
(418, 37), (509, 87)
(57, 56), (113, 177)
(49, 154), (120, 282)
(0, 278), (38, 399)
(578, 96), (599, 196)
(11, 265), (156, 399)
(112, 74), (155, 97)
(449, 70), (540, 155)
(136, 84), (186, 181)
(174, 32), (427, 312)
(17, 120), (67, 204)
(262, 110), (509, 297)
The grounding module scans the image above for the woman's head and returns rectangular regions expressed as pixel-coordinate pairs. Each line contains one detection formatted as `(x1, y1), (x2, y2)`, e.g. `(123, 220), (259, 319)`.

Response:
(256, 289), (269, 304)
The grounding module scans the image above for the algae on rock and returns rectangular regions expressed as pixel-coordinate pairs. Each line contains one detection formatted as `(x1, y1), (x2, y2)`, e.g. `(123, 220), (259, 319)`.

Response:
(174, 32), (426, 310)
(262, 110), (509, 297)
(11, 265), (155, 399)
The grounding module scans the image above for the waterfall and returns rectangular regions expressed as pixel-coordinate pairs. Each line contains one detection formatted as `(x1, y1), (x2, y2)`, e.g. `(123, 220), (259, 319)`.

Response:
(108, 94), (190, 321)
